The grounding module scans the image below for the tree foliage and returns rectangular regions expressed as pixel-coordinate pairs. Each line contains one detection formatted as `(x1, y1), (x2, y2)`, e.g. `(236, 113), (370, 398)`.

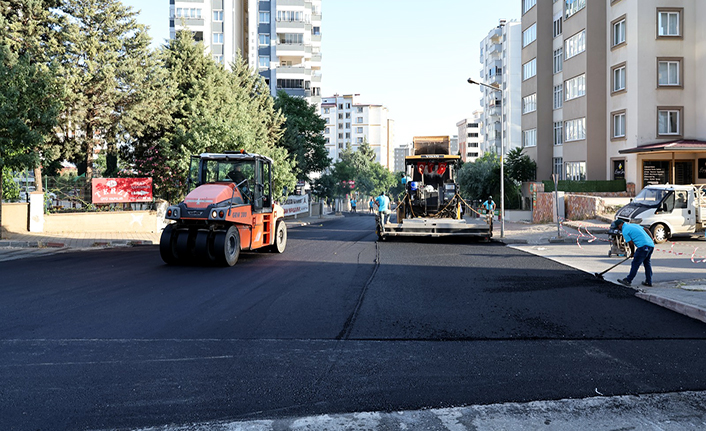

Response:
(123, 30), (295, 203)
(273, 91), (329, 180)
(506, 147), (536, 183)
(457, 152), (523, 209)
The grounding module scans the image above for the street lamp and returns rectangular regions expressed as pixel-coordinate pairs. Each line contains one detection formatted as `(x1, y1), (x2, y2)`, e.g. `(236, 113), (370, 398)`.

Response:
(467, 77), (505, 238)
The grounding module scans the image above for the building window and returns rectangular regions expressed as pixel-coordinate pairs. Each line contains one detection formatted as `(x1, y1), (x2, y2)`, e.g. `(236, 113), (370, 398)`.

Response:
(565, 0), (586, 20)
(612, 110), (626, 139)
(323, 108), (330, 114)
(612, 17), (626, 47)
(565, 117), (586, 142)
(356, 107), (363, 113)
(259, 11), (270, 24)
(553, 48), (563, 73)
(612, 64), (626, 93)
(356, 117), (363, 123)
(553, 85), (563, 109)
(258, 56), (269, 68)
(259, 34), (270, 47)
(523, 129), (537, 147)
(657, 58), (681, 87)
(213, 55), (223, 64)
(356, 127), (363, 133)
(565, 161), (586, 181)
(523, 0), (537, 14)
(553, 157), (564, 179)
(523, 58), (536, 80)
(657, 9), (681, 37)
(553, 15), (563, 38)
(356, 137), (363, 143)
(553, 122), (563, 145)
(522, 93), (537, 114)
(213, 10), (223, 22)
(657, 107), (681, 136)
(564, 74), (586, 101)
(565, 30), (586, 60)
(523, 23), (537, 47)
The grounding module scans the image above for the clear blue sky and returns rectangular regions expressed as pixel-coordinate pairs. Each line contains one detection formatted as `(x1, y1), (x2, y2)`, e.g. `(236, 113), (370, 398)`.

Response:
(120, 0), (520, 147)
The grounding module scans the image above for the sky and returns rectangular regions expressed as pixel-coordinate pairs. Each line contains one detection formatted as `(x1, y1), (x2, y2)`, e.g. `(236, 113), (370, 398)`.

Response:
(120, 0), (520, 147)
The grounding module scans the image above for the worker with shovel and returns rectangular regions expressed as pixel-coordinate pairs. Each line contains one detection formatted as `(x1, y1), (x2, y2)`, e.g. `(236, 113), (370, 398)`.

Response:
(614, 219), (655, 287)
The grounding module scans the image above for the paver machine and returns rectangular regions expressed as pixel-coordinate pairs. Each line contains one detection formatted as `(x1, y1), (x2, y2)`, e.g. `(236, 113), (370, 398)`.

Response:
(160, 151), (287, 266)
(380, 136), (491, 240)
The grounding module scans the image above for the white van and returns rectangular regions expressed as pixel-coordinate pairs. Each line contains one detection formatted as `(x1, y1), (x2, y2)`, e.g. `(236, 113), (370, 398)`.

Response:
(615, 184), (705, 243)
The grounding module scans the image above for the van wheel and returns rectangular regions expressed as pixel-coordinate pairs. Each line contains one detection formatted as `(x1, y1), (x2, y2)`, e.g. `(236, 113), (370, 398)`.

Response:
(651, 223), (669, 244)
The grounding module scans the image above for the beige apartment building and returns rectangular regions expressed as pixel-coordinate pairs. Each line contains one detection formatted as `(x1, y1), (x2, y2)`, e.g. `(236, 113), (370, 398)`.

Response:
(521, 0), (706, 190)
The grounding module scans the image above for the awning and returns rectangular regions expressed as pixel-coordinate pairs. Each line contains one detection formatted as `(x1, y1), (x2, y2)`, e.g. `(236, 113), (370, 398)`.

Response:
(619, 139), (706, 154)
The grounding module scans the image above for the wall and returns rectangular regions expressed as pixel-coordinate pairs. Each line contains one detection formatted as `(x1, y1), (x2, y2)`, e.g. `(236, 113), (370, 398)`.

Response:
(533, 193), (554, 223)
(0, 203), (29, 233)
(565, 194), (604, 221)
(43, 211), (166, 233)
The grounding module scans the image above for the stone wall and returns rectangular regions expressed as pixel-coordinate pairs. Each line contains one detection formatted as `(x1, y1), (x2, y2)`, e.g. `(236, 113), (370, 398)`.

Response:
(533, 193), (554, 224)
(565, 195), (604, 221)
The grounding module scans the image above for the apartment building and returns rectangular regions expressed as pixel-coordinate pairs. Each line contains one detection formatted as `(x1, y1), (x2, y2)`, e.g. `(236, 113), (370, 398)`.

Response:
(479, 20), (523, 156)
(521, 0), (607, 182)
(609, 0), (706, 189)
(522, 0), (706, 189)
(321, 94), (395, 170)
(393, 145), (411, 173)
(456, 112), (483, 163)
(169, 0), (322, 105)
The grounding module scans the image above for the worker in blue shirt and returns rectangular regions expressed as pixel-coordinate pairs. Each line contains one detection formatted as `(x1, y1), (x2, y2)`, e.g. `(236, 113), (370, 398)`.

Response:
(614, 219), (655, 287)
(375, 191), (391, 225)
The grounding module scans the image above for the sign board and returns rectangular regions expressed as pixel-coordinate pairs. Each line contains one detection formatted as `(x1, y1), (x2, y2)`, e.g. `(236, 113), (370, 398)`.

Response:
(92, 178), (153, 203)
(281, 194), (309, 216)
(698, 158), (706, 179)
(642, 161), (669, 186)
(613, 160), (625, 180)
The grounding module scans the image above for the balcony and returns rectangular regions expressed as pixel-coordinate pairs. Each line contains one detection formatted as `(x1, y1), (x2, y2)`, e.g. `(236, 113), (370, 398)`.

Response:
(311, 74), (321, 83)
(486, 43), (502, 56)
(277, 0), (306, 6)
(276, 20), (306, 31)
(311, 34), (321, 43)
(488, 26), (502, 42)
(276, 43), (306, 57)
(277, 66), (312, 77)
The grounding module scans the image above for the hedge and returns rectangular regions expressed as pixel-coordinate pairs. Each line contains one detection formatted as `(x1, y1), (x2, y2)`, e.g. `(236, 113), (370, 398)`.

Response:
(543, 179), (626, 193)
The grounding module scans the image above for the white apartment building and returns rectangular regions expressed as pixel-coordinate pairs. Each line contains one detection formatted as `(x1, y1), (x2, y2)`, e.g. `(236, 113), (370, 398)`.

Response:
(457, 111), (484, 163)
(478, 19), (522, 156)
(393, 145), (411, 173)
(169, 0), (322, 105)
(321, 94), (395, 170)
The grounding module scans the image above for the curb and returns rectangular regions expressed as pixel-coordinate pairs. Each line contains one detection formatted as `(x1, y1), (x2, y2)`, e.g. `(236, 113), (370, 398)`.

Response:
(636, 291), (706, 323)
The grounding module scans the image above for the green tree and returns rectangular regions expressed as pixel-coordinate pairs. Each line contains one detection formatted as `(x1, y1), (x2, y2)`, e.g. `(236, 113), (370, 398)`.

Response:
(54, 0), (164, 178)
(124, 30), (295, 203)
(273, 91), (329, 180)
(506, 147), (536, 183)
(458, 152), (524, 210)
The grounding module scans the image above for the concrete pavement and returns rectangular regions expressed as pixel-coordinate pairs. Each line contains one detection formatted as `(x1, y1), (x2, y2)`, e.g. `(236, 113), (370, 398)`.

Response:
(2, 213), (705, 324)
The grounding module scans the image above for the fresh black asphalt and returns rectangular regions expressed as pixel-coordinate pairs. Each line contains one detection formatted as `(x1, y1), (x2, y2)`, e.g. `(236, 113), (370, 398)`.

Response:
(1, 214), (706, 430)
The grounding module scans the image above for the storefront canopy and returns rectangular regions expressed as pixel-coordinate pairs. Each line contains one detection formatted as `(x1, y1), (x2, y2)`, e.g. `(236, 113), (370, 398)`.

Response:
(619, 139), (706, 154)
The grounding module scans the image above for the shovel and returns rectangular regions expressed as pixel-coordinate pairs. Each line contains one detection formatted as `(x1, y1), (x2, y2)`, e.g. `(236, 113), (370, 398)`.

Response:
(594, 256), (630, 280)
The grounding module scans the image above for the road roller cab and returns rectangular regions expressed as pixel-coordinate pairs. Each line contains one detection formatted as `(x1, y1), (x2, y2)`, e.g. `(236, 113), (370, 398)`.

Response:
(160, 151), (287, 266)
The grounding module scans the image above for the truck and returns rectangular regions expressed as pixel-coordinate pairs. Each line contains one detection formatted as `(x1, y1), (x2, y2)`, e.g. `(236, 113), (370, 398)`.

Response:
(614, 183), (706, 243)
(377, 136), (491, 240)
(160, 151), (287, 266)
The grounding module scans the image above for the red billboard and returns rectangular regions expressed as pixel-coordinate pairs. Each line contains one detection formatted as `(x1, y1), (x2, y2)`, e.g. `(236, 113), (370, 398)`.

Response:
(92, 178), (153, 203)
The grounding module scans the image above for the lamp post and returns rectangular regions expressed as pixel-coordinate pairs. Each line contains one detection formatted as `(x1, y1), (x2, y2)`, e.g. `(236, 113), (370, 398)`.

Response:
(467, 77), (504, 238)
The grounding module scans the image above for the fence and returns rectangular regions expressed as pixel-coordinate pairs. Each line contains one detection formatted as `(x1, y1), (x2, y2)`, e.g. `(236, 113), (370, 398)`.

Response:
(41, 177), (156, 213)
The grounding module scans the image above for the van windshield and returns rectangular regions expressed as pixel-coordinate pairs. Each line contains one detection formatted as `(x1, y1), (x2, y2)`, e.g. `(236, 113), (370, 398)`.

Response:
(633, 188), (670, 207)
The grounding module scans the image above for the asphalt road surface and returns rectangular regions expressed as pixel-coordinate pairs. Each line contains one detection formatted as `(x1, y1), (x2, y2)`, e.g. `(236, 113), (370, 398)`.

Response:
(2, 214), (706, 430)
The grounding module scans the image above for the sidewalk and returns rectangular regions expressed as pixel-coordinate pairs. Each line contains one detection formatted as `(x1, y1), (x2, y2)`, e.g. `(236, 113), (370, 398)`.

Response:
(2, 214), (705, 325)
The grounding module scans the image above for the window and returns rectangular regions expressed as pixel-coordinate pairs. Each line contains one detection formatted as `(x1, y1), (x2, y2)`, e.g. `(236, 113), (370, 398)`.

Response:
(356, 117), (363, 123)
(553, 48), (563, 74)
(356, 127), (363, 133)
(565, 74), (586, 100)
(658, 9), (681, 37)
(553, 157), (564, 180)
(523, 23), (537, 47)
(553, 122), (564, 145)
(565, 161), (586, 181)
(658, 59), (681, 86)
(213, 32), (224, 44)
(213, 55), (223, 64)
(259, 11), (270, 24)
(323, 108), (330, 114)
(213, 10), (223, 22)
(523, 0), (536, 14)
(553, 15), (563, 38)
(258, 56), (270, 68)
(523, 129), (537, 147)
(522, 93), (537, 114)
(565, 117), (586, 141)
(657, 108), (681, 136)
(612, 111), (626, 139)
(565, 0), (586, 19)
(523, 58), (536, 80)
(612, 64), (626, 93)
(259, 34), (270, 46)
(356, 137), (363, 144)
(356, 107), (363, 113)
(553, 85), (563, 109)
(612, 17), (626, 47)
(565, 30), (586, 59)
(338, 114), (343, 120)
(176, 8), (182, 17)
